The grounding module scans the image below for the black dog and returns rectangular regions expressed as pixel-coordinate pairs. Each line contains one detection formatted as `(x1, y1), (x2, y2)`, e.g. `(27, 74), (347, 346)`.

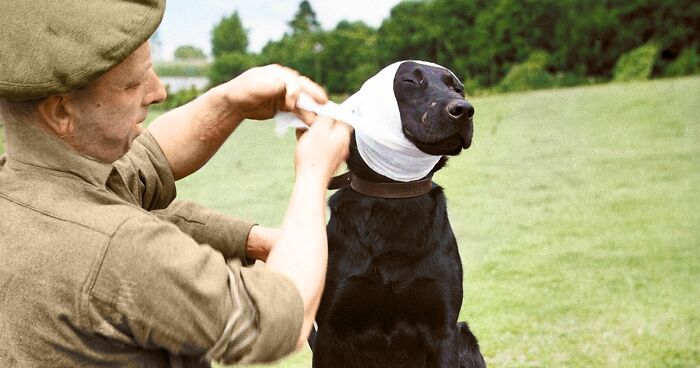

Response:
(312, 61), (485, 367)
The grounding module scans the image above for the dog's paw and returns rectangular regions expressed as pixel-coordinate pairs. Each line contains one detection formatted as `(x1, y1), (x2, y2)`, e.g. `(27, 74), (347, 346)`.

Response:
(457, 321), (487, 368)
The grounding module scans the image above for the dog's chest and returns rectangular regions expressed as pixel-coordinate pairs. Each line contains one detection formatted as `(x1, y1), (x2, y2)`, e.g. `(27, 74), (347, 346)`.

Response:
(323, 188), (462, 329)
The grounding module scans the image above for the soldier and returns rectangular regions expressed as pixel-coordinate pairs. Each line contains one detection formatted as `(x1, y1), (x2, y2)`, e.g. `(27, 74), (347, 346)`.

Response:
(0, 0), (351, 366)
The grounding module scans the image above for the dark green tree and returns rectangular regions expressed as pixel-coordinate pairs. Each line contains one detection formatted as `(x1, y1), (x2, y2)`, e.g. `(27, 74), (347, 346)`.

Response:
(376, 1), (436, 65)
(289, 0), (321, 35)
(208, 12), (254, 87)
(425, 0), (484, 88)
(465, 0), (564, 86)
(375, 0), (700, 88)
(604, 0), (700, 77)
(211, 11), (249, 57)
(255, 0), (700, 93)
(322, 21), (379, 94)
(259, 34), (317, 80)
(208, 52), (258, 87)
(259, 1), (323, 82)
(174, 45), (206, 61)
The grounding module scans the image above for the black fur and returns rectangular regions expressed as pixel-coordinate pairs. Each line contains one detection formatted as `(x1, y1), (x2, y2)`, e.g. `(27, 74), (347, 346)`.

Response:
(312, 62), (484, 367)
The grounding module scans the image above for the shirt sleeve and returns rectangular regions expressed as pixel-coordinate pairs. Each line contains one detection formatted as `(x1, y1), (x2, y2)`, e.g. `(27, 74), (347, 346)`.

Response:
(85, 216), (303, 364)
(109, 130), (177, 211)
(151, 199), (256, 264)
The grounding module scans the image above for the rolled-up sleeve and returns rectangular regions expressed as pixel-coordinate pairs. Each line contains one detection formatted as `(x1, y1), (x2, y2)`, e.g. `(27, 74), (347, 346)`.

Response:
(152, 200), (256, 264)
(110, 130), (177, 210)
(86, 216), (303, 365)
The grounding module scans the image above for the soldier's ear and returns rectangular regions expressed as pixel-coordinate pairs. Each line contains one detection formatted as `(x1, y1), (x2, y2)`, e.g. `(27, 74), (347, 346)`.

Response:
(37, 94), (74, 138)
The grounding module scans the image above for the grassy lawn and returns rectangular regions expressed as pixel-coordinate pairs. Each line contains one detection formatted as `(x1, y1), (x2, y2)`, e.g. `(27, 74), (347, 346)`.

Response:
(3, 76), (699, 367)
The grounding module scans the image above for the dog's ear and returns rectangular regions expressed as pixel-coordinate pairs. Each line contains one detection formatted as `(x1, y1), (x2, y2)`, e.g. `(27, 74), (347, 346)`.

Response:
(432, 156), (449, 173)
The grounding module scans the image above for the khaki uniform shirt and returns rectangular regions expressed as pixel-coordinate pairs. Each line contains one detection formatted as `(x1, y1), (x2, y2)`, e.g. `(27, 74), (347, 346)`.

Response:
(0, 121), (303, 367)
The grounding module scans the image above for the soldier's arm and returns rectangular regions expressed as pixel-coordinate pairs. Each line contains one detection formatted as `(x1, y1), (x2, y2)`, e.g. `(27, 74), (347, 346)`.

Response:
(151, 200), (277, 263)
(86, 117), (349, 362)
(264, 117), (351, 349)
(148, 65), (326, 180)
(87, 215), (303, 364)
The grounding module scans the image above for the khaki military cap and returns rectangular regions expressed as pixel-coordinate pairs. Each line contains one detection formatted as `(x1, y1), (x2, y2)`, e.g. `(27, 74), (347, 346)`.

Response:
(0, 0), (165, 101)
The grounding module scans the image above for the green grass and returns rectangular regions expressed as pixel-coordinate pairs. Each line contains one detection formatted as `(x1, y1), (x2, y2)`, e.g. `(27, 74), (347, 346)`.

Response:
(444, 77), (700, 367)
(4, 76), (700, 367)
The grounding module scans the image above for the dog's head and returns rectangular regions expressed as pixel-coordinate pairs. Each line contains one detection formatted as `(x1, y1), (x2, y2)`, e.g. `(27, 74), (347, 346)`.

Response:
(342, 60), (474, 182)
(394, 61), (474, 156)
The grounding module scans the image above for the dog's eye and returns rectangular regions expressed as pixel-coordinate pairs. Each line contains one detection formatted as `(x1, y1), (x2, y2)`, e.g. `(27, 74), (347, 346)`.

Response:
(403, 79), (423, 86)
(449, 84), (464, 94)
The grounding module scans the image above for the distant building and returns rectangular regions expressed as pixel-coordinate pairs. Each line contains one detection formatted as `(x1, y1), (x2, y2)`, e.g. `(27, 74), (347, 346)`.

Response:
(160, 76), (209, 93)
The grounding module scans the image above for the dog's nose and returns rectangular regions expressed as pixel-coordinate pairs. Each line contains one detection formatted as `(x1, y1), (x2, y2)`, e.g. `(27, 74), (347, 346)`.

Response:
(446, 100), (475, 120)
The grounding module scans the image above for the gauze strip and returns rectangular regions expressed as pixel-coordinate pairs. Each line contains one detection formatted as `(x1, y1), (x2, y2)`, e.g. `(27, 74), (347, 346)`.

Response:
(275, 60), (449, 182)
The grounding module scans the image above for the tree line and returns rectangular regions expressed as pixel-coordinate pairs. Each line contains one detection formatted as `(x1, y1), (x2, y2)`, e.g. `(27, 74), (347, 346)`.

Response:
(203, 0), (698, 97)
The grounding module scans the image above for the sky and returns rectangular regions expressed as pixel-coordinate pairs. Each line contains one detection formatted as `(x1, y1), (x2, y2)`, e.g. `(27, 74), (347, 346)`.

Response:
(154, 0), (403, 61)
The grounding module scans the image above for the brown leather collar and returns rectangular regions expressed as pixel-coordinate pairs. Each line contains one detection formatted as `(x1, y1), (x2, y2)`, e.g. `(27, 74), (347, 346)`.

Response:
(328, 171), (433, 199)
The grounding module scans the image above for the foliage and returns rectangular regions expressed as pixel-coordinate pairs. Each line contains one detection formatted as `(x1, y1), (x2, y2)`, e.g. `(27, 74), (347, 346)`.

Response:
(469, 0), (563, 86)
(259, 33), (320, 81)
(209, 0), (699, 95)
(613, 43), (660, 82)
(288, 0), (321, 35)
(209, 10), (255, 87)
(663, 46), (700, 77)
(174, 45), (206, 61)
(497, 50), (555, 92)
(154, 61), (209, 77)
(259, 17), (379, 94)
(375, 0), (699, 91)
(375, 1), (437, 64)
(208, 52), (258, 87)
(211, 11), (249, 58)
(158, 85), (200, 110)
(258, 1), (324, 81)
(320, 21), (379, 94)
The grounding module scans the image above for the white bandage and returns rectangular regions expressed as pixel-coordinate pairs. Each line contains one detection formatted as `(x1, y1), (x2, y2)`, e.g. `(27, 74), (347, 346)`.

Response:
(275, 60), (451, 182)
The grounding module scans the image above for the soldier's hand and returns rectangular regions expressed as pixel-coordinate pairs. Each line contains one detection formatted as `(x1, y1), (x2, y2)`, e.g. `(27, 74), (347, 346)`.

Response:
(245, 225), (280, 262)
(215, 64), (327, 123)
(294, 117), (352, 185)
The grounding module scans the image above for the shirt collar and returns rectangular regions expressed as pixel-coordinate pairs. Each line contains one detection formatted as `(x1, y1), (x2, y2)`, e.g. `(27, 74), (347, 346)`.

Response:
(4, 120), (113, 186)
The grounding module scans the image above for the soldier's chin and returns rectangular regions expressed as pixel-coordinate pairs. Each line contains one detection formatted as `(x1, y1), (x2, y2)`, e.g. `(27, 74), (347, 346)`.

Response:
(133, 122), (144, 135)
(126, 128), (143, 151)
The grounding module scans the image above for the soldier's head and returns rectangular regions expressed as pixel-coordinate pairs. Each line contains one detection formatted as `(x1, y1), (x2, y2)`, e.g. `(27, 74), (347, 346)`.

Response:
(0, 0), (167, 163)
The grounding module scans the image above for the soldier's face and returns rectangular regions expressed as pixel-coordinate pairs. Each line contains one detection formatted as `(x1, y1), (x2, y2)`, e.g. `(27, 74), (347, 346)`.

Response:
(67, 42), (167, 163)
